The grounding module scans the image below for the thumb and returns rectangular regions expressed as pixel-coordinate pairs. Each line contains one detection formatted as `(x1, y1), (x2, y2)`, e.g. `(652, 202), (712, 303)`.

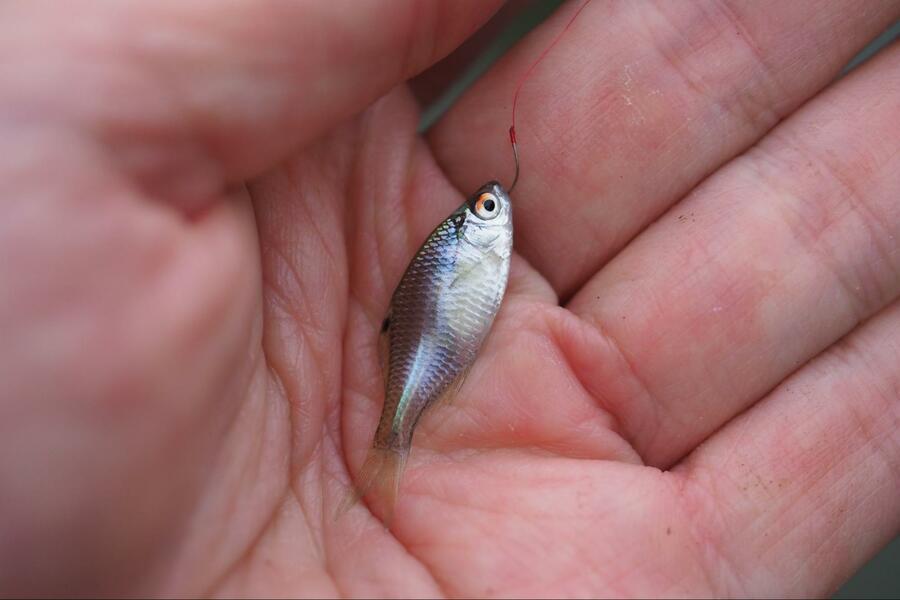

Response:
(1, 0), (502, 211)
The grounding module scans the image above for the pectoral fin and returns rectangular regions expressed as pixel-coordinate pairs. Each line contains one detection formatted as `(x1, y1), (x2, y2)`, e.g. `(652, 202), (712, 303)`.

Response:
(448, 250), (504, 290)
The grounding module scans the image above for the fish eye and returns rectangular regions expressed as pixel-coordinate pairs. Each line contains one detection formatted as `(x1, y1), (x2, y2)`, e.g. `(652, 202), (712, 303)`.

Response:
(474, 192), (500, 220)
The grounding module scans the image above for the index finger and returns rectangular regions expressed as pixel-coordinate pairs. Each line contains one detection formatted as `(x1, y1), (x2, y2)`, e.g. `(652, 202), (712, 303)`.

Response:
(428, 0), (900, 297)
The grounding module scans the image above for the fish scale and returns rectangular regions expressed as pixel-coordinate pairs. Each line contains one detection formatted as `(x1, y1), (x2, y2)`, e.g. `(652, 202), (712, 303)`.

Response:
(346, 181), (513, 519)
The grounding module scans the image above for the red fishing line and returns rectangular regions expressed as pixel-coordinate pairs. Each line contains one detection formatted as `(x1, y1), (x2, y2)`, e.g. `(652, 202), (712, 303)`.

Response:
(508, 0), (591, 192)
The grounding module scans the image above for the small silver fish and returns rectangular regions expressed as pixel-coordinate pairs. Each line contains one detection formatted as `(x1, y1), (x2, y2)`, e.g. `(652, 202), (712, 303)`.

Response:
(351, 181), (513, 519)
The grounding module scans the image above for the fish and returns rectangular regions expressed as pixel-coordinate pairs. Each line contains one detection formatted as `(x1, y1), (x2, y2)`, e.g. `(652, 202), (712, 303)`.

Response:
(348, 180), (513, 522)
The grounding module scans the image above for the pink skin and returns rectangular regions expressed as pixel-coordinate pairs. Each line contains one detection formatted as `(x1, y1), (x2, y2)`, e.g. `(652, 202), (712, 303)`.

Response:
(1, 0), (899, 597)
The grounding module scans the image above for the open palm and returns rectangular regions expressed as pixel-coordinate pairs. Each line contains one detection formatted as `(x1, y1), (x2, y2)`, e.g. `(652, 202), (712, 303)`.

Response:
(3, 1), (899, 597)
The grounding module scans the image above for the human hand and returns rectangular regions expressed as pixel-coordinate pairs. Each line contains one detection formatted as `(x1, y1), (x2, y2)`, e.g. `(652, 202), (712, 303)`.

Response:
(2, 1), (898, 596)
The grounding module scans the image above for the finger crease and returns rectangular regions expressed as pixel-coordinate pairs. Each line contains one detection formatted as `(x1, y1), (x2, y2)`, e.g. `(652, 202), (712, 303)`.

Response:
(580, 313), (663, 455)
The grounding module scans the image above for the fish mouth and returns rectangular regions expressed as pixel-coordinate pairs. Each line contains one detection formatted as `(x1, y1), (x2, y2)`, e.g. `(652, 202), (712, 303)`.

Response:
(473, 180), (505, 197)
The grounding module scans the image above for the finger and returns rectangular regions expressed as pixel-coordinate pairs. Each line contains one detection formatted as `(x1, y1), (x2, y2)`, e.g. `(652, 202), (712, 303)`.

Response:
(409, 1), (541, 110)
(675, 298), (900, 597)
(567, 42), (900, 466)
(0, 0), (502, 211)
(428, 0), (900, 296)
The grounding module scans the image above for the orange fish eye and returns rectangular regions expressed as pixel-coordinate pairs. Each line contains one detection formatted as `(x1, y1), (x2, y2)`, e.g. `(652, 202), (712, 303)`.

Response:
(474, 192), (499, 219)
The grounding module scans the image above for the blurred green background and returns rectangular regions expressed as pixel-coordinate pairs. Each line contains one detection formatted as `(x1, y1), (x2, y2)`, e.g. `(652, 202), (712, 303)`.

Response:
(418, 2), (900, 597)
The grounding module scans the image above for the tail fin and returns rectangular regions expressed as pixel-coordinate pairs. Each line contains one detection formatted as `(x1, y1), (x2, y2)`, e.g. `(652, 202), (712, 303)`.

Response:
(337, 447), (408, 527)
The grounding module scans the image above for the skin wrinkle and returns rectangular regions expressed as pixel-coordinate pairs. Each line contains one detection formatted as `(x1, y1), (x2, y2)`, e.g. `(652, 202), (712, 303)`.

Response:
(426, 416), (623, 461)
(348, 94), (430, 315)
(334, 457), (450, 597)
(340, 340), (386, 421)
(360, 508), (451, 597)
(836, 351), (900, 485)
(402, 485), (531, 597)
(638, 10), (721, 127)
(258, 250), (338, 469)
(194, 206), (301, 597)
(805, 145), (900, 307)
(813, 488), (879, 596)
(750, 135), (898, 319)
(577, 50), (899, 467)
(743, 152), (869, 316)
(397, 146), (428, 260)
(247, 194), (347, 597)
(345, 109), (400, 328)
(316, 445), (354, 600)
(281, 161), (346, 284)
(198, 484), (287, 597)
(261, 239), (326, 339)
(677, 305), (900, 596)
(761, 461), (851, 593)
(417, 299), (635, 460)
(237, 460), (329, 596)
(433, 462), (636, 597)
(295, 453), (329, 568)
(320, 369), (358, 592)
(543, 308), (628, 441)
(256, 166), (350, 427)
(673, 466), (750, 597)
(685, 433), (783, 586)
(586, 311), (664, 456)
(359, 147), (392, 326)
(183, 356), (274, 594)
(802, 485), (881, 595)
(401, 559), (451, 598)
(343, 107), (374, 235)
(294, 223), (350, 454)
(705, 0), (789, 127)
(645, 3), (784, 154)
(794, 463), (872, 582)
